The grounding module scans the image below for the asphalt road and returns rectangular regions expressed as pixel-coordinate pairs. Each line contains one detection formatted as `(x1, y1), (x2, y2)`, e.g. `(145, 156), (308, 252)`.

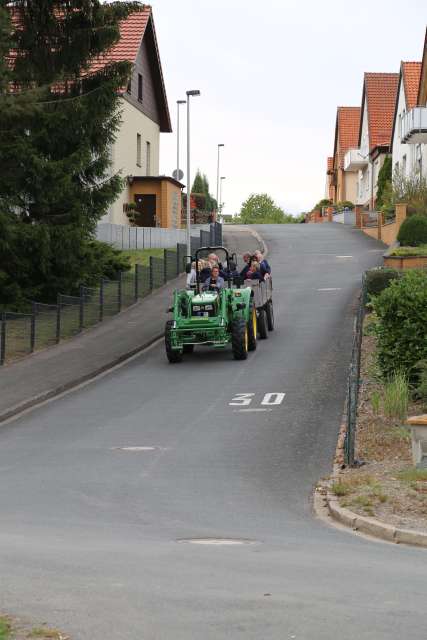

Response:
(1, 224), (427, 640)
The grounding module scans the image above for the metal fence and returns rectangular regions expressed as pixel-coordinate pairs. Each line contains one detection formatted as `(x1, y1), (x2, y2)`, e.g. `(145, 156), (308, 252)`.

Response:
(96, 222), (212, 249)
(0, 243), (185, 365)
(0, 223), (223, 366)
(344, 274), (367, 466)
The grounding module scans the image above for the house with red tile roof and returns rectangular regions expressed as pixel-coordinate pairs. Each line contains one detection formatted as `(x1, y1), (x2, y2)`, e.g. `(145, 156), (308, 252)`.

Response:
(95, 5), (179, 227)
(391, 62), (422, 180)
(330, 106), (361, 205)
(399, 28), (427, 181)
(345, 72), (399, 210)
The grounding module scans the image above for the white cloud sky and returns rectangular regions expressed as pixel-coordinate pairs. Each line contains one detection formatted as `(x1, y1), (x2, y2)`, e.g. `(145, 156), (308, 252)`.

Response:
(149, 0), (426, 214)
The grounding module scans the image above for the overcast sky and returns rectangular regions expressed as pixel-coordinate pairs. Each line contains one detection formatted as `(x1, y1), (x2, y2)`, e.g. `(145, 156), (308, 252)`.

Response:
(151, 0), (426, 215)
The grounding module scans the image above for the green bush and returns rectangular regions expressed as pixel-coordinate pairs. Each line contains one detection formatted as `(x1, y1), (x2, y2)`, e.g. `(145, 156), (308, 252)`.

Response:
(390, 244), (427, 256)
(397, 214), (427, 247)
(371, 270), (427, 378)
(365, 267), (400, 298)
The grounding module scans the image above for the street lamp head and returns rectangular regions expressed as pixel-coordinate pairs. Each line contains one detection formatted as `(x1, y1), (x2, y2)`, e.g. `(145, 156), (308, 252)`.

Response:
(177, 99), (186, 104)
(186, 89), (201, 97)
(218, 143), (225, 147)
(220, 176), (226, 180)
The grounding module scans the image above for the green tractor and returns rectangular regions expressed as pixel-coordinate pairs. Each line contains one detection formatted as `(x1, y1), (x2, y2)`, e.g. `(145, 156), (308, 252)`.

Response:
(165, 246), (268, 363)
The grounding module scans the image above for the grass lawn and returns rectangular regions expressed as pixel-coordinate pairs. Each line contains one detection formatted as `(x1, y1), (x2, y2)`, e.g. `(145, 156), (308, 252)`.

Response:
(390, 244), (427, 256)
(120, 248), (175, 267)
(0, 617), (11, 640)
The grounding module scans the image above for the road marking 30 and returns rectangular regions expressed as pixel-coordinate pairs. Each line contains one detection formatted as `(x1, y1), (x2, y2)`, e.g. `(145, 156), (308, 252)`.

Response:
(229, 393), (285, 409)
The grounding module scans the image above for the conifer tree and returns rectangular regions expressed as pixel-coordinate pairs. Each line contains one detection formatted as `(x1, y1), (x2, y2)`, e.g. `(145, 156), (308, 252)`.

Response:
(0, 1), (141, 304)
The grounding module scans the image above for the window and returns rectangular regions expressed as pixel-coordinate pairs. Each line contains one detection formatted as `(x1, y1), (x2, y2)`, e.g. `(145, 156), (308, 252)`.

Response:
(126, 78), (131, 94)
(402, 154), (407, 175)
(146, 141), (151, 175)
(138, 74), (143, 102)
(136, 134), (142, 167)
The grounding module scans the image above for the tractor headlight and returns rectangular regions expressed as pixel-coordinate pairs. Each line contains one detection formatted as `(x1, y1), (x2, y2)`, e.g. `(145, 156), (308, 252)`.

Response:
(193, 305), (200, 311)
(204, 305), (213, 311)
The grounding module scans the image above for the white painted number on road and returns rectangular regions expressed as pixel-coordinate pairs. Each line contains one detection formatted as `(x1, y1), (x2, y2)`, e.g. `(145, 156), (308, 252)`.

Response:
(229, 393), (255, 406)
(229, 393), (285, 408)
(261, 392), (286, 406)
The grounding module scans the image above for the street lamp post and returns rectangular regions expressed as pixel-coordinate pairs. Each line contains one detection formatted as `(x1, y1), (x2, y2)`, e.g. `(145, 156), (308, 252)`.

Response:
(186, 90), (201, 259)
(216, 144), (225, 216)
(176, 100), (186, 179)
(219, 176), (226, 215)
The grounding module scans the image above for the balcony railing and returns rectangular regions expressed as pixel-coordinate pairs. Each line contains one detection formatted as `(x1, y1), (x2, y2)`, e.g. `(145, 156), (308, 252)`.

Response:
(401, 107), (427, 144)
(344, 148), (369, 171)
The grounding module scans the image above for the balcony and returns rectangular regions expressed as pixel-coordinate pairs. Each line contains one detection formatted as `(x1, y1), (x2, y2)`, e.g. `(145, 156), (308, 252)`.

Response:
(344, 148), (369, 171)
(402, 107), (427, 144)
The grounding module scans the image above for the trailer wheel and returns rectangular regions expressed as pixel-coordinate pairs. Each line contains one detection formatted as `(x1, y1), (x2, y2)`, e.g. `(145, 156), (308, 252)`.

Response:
(183, 344), (194, 354)
(247, 304), (257, 351)
(232, 319), (248, 360)
(165, 321), (183, 363)
(266, 300), (274, 331)
(257, 308), (268, 339)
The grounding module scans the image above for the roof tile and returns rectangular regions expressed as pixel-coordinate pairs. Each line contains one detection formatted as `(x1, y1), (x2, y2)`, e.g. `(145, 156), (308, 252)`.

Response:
(335, 107), (361, 169)
(364, 72), (399, 151)
(402, 61), (422, 109)
(89, 7), (151, 72)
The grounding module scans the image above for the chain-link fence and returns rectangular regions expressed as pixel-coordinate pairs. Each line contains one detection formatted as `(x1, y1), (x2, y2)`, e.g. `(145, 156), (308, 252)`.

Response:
(344, 274), (367, 466)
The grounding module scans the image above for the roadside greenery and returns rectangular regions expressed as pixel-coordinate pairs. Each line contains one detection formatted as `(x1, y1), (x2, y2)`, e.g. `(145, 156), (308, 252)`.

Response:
(390, 244), (427, 257)
(397, 215), (427, 247)
(120, 248), (175, 268)
(235, 193), (296, 224)
(381, 170), (427, 218)
(370, 270), (427, 379)
(376, 156), (392, 209)
(0, 1), (140, 308)
(365, 267), (400, 297)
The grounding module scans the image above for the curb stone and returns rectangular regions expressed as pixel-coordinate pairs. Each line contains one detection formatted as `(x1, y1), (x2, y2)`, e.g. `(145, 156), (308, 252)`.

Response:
(323, 479), (427, 549)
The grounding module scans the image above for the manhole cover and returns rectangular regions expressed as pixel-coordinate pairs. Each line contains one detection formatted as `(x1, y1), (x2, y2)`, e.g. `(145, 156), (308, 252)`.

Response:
(177, 538), (258, 546)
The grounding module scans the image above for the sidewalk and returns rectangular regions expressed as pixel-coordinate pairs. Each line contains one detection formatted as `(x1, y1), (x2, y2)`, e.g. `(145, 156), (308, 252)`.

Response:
(0, 227), (262, 423)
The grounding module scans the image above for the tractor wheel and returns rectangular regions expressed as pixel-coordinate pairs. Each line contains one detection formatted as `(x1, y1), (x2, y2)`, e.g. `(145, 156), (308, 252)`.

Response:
(247, 304), (257, 351)
(165, 321), (183, 363)
(183, 344), (194, 354)
(257, 307), (268, 339)
(231, 319), (248, 360)
(266, 300), (275, 331)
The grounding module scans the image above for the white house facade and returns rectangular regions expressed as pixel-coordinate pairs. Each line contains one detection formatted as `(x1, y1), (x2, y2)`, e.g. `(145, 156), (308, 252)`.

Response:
(344, 72), (399, 210)
(391, 62), (422, 181)
(399, 32), (427, 181)
(96, 7), (172, 225)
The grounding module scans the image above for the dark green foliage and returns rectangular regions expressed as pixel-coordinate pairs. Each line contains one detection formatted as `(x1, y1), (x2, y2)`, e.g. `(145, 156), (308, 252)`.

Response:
(397, 214), (427, 247)
(376, 156), (392, 208)
(412, 360), (427, 405)
(365, 267), (401, 298)
(0, 1), (139, 306)
(371, 270), (427, 378)
(0, 212), (130, 310)
(336, 200), (354, 210)
(314, 198), (332, 210)
(191, 170), (217, 212)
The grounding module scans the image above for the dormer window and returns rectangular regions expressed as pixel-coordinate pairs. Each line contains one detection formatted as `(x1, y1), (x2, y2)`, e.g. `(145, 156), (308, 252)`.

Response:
(138, 74), (143, 102)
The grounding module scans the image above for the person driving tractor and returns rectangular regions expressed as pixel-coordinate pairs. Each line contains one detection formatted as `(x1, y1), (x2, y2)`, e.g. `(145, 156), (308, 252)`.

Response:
(203, 265), (225, 290)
